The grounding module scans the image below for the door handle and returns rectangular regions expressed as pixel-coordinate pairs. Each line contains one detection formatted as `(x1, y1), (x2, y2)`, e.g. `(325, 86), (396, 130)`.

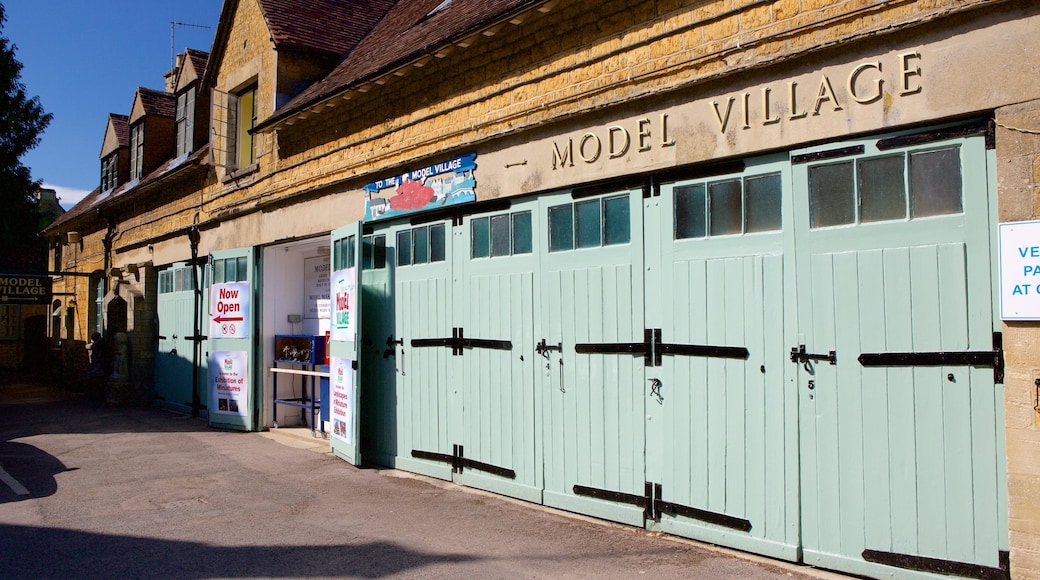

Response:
(789, 345), (836, 372)
(648, 377), (663, 403)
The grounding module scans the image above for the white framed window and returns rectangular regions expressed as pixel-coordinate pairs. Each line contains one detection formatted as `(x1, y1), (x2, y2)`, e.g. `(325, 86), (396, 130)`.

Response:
(101, 153), (119, 191)
(175, 86), (196, 156)
(129, 123), (144, 180)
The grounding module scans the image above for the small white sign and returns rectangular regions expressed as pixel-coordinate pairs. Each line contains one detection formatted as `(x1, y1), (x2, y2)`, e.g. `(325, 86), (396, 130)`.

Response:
(999, 220), (1040, 320)
(304, 255), (330, 320)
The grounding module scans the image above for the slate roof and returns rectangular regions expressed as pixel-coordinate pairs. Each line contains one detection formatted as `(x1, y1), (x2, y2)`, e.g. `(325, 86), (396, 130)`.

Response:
(183, 48), (210, 80)
(138, 87), (176, 118)
(109, 114), (130, 147)
(259, 0), (550, 129)
(47, 146), (210, 232)
(258, 0), (396, 56)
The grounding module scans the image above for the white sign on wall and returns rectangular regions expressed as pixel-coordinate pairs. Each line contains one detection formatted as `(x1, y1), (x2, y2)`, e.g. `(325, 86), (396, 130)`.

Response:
(999, 220), (1040, 320)
(304, 255), (330, 320)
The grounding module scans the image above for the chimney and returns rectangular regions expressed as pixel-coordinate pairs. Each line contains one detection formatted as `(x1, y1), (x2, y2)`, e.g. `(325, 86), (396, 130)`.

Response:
(164, 53), (185, 93)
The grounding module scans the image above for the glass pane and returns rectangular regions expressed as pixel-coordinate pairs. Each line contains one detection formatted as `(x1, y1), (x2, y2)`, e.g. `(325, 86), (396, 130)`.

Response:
(809, 162), (855, 228)
(413, 226), (430, 264)
(709, 179), (742, 236)
(548, 204), (574, 252)
(575, 200), (601, 249)
(333, 239), (343, 270)
(859, 155), (906, 223)
(238, 256), (249, 281)
(512, 212), (532, 254)
(362, 237), (373, 270)
(429, 226), (444, 263)
(397, 230), (412, 266)
(675, 184), (706, 239)
(489, 215), (511, 257)
(910, 147), (963, 217)
(214, 259), (225, 284)
(471, 217), (490, 258)
(226, 258), (238, 282)
(603, 195), (630, 245)
(345, 236), (356, 269)
(745, 174), (782, 232)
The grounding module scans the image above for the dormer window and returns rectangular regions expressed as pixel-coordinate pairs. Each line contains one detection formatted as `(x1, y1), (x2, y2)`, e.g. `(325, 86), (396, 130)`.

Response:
(101, 153), (119, 191)
(175, 86), (196, 156)
(129, 122), (144, 180)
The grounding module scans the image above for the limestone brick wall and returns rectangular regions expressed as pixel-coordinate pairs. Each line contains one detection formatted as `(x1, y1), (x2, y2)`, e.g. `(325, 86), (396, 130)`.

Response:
(997, 99), (1040, 579)
(210, 0), (277, 182)
(246, 0), (1002, 214)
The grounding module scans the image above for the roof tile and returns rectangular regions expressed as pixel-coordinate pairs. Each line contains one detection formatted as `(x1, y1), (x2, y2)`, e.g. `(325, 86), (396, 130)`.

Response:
(258, 0), (396, 55)
(264, 0), (545, 126)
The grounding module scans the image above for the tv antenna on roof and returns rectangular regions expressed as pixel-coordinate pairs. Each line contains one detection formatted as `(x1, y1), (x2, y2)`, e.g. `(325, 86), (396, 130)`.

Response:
(171, 22), (212, 70)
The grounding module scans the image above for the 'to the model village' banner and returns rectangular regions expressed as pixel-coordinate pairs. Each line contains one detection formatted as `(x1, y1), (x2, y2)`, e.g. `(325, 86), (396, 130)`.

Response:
(0, 275), (52, 305)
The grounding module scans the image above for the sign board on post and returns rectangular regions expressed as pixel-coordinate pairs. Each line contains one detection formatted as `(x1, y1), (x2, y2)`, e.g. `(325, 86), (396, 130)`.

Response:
(0, 274), (52, 305)
(210, 282), (250, 338)
(999, 220), (1040, 320)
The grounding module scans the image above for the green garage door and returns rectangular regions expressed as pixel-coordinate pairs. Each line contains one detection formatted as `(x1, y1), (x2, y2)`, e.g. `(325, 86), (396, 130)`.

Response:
(791, 127), (1008, 578)
(538, 185), (647, 527)
(454, 201), (541, 502)
(155, 262), (207, 415)
(390, 218), (456, 481)
(648, 156), (800, 561)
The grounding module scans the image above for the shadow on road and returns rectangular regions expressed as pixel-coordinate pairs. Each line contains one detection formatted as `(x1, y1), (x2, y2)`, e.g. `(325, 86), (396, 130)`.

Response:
(0, 524), (480, 578)
(0, 372), (209, 502)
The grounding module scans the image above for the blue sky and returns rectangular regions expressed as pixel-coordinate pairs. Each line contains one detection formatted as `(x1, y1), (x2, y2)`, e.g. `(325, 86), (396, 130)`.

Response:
(5, 1), (223, 209)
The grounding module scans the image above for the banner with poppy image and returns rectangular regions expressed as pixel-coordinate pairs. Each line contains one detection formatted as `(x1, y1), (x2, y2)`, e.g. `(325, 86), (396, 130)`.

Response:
(363, 152), (476, 222)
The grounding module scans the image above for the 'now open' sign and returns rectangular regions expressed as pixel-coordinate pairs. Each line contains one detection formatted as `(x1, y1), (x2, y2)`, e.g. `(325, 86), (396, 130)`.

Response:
(210, 282), (250, 338)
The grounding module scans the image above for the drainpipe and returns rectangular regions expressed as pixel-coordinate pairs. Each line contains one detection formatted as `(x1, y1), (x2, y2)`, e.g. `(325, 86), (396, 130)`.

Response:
(187, 225), (203, 418)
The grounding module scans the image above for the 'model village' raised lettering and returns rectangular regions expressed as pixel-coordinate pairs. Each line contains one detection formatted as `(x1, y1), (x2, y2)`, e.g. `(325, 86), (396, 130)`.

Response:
(552, 52), (922, 170)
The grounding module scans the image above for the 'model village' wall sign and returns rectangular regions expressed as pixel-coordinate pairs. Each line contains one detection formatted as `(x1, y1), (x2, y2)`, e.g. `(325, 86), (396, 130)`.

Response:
(0, 275), (52, 305)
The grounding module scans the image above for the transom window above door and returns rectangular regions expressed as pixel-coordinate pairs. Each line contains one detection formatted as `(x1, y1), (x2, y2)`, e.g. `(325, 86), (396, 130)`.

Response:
(471, 211), (532, 258)
(808, 146), (963, 228)
(549, 194), (630, 252)
(673, 172), (782, 239)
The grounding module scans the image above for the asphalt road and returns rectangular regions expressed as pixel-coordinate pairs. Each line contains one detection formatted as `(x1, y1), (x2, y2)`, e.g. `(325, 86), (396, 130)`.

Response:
(0, 378), (834, 579)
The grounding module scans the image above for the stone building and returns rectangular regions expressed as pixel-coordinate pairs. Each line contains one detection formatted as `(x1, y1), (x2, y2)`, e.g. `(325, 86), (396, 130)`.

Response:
(45, 0), (1040, 577)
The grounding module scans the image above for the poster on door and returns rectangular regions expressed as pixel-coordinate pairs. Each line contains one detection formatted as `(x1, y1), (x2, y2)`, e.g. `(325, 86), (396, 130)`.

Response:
(210, 281), (251, 338)
(329, 356), (354, 444)
(210, 350), (249, 416)
(331, 267), (356, 342)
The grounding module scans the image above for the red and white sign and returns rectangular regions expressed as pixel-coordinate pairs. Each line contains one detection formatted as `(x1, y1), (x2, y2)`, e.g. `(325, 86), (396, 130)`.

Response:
(210, 282), (250, 339)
